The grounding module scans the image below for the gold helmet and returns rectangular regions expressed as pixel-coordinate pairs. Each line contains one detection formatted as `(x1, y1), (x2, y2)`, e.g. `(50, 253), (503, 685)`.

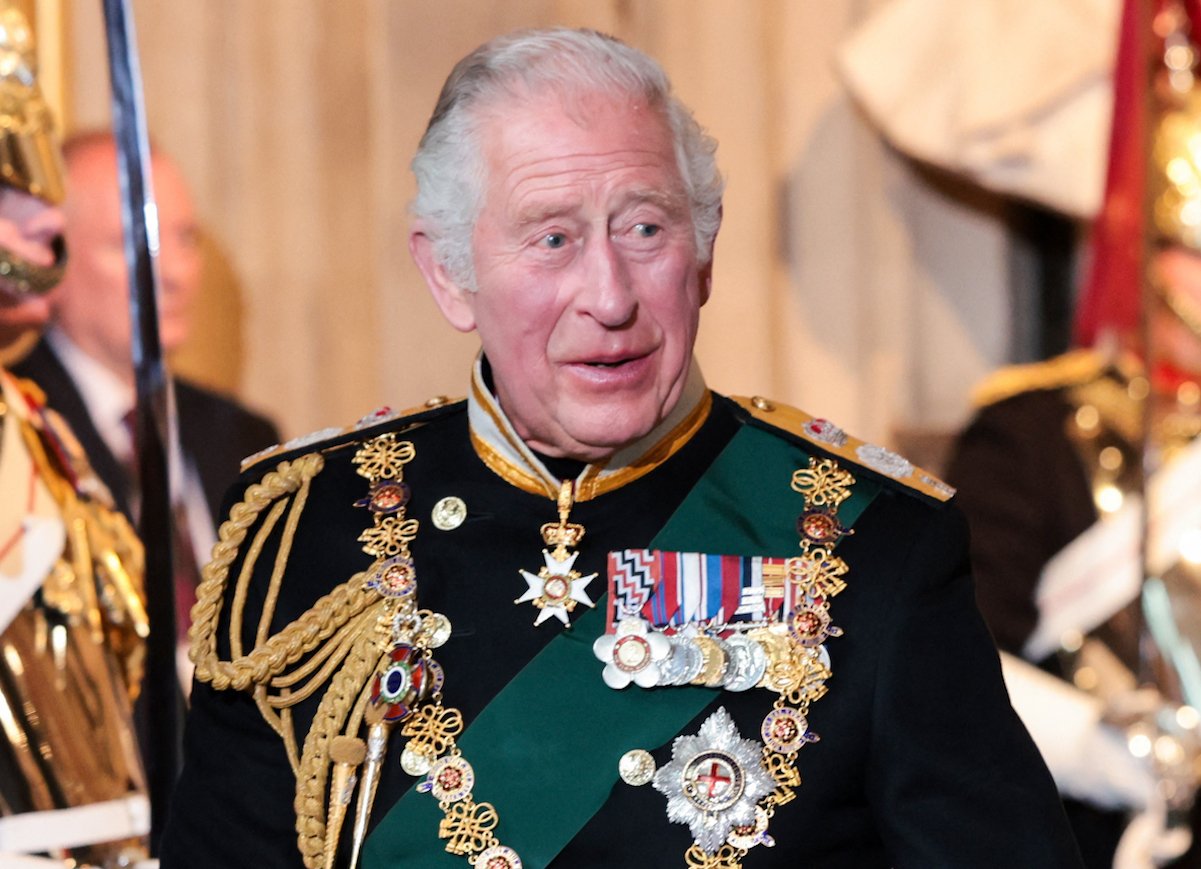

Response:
(0, 2), (65, 300)
(0, 3), (63, 205)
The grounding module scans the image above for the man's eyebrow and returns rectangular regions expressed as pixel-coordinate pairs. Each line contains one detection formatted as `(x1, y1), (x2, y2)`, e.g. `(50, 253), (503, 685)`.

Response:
(620, 188), (688, 215)
(513, 202), (576, 228)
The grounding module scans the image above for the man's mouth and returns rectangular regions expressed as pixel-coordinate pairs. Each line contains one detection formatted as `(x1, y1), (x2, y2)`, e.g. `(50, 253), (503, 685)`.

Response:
(579, 349), (651, 369)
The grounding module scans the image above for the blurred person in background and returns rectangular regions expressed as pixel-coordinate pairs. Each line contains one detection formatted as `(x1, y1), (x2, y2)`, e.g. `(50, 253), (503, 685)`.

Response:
(10, 133), (279, 665)
(947, 3), (1201, 866)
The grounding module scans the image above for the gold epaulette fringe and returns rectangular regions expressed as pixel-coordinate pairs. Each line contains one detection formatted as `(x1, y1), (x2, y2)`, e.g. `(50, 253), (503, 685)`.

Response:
(969, 349), (1110, 408)
(732, 395), (954, 502)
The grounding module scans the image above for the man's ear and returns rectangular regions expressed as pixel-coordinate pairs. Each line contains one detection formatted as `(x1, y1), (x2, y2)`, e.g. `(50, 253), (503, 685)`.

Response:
(698, 207), (721, 307)
(410, 226), (477, 333)
(698, 259), (714, 307)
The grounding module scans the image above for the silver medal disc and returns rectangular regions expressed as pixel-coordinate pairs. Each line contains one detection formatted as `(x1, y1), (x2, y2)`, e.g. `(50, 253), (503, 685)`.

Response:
(724, 634), (768, 692)
(720, 635), (751, 691)
(431, 496), (467, 531)
(420, 612), (453, 649)
(674, 639), (705, 685)
(400, 745), (434, 776)
(656, 636), (688, 686)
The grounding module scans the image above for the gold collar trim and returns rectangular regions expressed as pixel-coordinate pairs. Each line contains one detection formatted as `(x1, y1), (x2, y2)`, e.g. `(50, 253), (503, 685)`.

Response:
(468, 355), (711, 502)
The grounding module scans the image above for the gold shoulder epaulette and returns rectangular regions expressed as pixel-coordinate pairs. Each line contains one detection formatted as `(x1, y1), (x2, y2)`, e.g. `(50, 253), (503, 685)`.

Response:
(970, 349), (1108, 408)
(732, 395), (955, 502)
(239, 395), (464, 473)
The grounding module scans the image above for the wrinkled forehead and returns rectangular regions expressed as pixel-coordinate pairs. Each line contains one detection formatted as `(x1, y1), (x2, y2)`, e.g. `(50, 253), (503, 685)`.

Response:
(472, 89), (685, 220)
(472, 83), (675, 171)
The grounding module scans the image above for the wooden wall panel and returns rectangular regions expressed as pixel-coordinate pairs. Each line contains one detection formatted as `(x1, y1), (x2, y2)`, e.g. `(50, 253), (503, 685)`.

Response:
(59, 0), (1013, 448)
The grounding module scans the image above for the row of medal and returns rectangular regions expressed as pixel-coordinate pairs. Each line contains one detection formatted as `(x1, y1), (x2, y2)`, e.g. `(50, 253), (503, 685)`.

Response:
(593, 607), (836, 694)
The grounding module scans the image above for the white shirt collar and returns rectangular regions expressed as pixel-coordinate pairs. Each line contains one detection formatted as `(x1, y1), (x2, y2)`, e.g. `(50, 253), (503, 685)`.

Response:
(45, 327), (135, 461)
(43, 328), (214, 555)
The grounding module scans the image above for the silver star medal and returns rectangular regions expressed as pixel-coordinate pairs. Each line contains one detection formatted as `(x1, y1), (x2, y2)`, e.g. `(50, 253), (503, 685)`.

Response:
(652, 707), (775, 853)
(516, 548), (596, 626)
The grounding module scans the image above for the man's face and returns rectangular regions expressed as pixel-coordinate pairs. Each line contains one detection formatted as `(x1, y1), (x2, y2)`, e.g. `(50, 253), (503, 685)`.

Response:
(0, 187), (64, 349)
(419, 91), (712, 462)
(51, 146), (201, 376)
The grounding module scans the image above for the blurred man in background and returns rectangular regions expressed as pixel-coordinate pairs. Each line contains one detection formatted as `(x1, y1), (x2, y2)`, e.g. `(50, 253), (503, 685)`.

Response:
(11, 133), (279, 655)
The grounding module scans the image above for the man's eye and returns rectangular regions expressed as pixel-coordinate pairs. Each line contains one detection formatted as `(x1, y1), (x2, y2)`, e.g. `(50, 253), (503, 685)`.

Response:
(542, 233), (567, 249)
(634, 223), (660, 238)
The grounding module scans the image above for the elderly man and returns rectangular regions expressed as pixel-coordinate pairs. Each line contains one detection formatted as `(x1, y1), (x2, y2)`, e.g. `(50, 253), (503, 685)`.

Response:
(162, 28), (1080, 868)
(0, 5), (148, 864)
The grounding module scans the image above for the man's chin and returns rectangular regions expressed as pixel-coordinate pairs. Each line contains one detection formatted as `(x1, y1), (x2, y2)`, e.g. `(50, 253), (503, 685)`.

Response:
(555, 414), (664, 461)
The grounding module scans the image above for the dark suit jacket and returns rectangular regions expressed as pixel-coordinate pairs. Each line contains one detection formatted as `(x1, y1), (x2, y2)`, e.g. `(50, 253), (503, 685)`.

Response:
(12, 337), (281, 524)
(162, 395), (1081, 868)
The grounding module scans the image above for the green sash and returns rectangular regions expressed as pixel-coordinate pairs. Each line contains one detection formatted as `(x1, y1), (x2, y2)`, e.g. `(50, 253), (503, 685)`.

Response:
(362, 424), (880, 868)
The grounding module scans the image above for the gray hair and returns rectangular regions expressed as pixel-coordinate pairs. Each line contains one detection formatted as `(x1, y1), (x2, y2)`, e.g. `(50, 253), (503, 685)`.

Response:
(411, 27), (724, 288)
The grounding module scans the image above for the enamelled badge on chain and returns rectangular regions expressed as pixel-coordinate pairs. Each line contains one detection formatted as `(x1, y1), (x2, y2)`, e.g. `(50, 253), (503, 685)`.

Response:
(596, 455), (856, 868)
(334, 433), (523, 869)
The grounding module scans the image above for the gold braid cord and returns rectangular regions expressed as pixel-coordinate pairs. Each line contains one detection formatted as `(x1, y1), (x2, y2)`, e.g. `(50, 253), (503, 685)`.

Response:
(188, 449), (403, 868)
(189, 452), (379, 692)
(187, 434), (517, 869)
(293, 613), (394, 863)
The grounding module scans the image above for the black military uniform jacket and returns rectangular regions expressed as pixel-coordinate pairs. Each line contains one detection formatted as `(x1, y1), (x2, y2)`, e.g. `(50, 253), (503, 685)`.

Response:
(162, 363), (1079, 868)
(946, 353), (1106, 657)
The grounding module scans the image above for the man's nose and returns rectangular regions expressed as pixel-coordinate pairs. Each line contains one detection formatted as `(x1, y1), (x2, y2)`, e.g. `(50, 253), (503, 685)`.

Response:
(155, 254), (181, 297)
(576, 235), (636, 327)
(155, 240), (196, 296)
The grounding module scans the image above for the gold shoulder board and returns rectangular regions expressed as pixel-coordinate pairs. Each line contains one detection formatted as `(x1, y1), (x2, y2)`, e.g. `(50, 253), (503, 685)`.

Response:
(240, 395), (464, 473)
(732, 395), (954, 503)
(970, 349), (1110, 409)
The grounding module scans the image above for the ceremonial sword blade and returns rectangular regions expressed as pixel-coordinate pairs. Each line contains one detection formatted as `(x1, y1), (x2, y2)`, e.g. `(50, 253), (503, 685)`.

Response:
(101, 0), (180, 853)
